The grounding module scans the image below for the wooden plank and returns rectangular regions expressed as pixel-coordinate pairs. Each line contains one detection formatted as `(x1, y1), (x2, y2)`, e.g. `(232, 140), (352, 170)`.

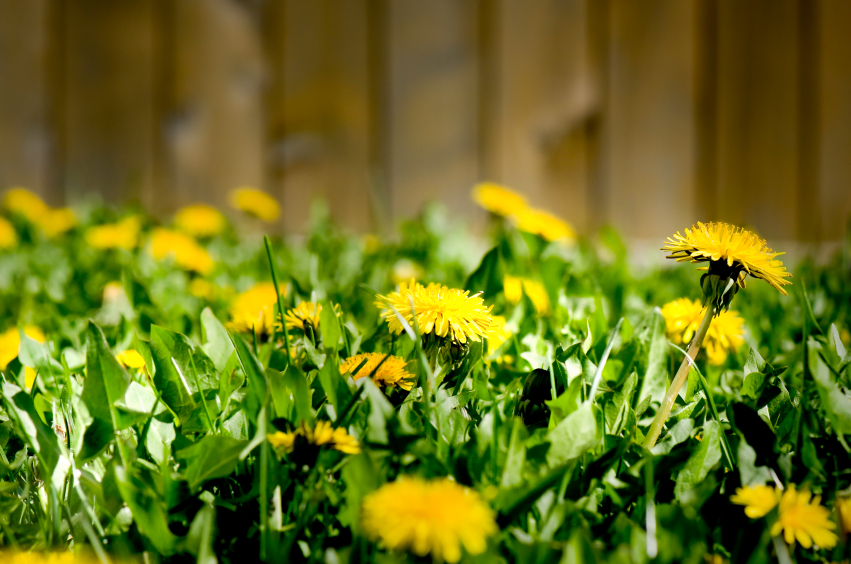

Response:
(260, 0), (372, 233)
(488, 0), (596, 232)
(607, 0), (696, 240)
(818, 0), (851, 242)
(385, 0), (479, 222)
(716, 0), (799, 241)
(168, 0), (265, 216)
(63, 0), (157, 205)
(693, 0), (718, 223)
(0, 0), (54, 200)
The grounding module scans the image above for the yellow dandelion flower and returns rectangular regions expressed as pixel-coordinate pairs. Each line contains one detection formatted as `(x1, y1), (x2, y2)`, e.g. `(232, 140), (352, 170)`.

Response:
(663, 222), (791, 296)
(514, 207), (576, 243)
(731, 484), (781, 519)
(0, 217), (18, 249)
(771, 485), (838, 549)
(2, 188), (48, 223)
(486, 314), (511, 358)
(361, 476), (497, 563)
(340, 353), (416, 390)
(0, 326), (46, 370)
(149, 228), (214, 274)
(283, 301), (323, 333)
(86, 216), (141, 250)
(661, 298), (745, 365)
(268, 421), (360, 455)
(503, 275), (550, 315)
(116, 349), (146, 370)
(267, 430), (297, 452)
(5, 551), (93, 564)
(376, 280), (493, 345)
(174, 204), (226, 238)
(227, 282), (284, 337)
(36, 208), (76, 238)
(229, 187), (280, 222)
(838, 497), (851, 536)
(189, 278), (216, 300)
(472, 182), (528, 218)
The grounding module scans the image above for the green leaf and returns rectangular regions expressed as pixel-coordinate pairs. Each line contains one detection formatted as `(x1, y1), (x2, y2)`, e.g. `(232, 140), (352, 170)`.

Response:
(361, 379), (393, 444)
(674, 420), (722, 501)
(650, 419), (695, 455)
(177, 435), (249, 491)
(149, 326), (198, 425)
(269, 365), (313, 424)
(811, 351), (851, 437)
(545, 377), (582, 427)
(1, 382), (61, 474)
(113, 465), (178, 554)
(184, 500), (217, 564)
(228, 330), (269, 423)
(201, 307), (235, 372)
(318, 358), (352, 416)
(465, 245), (504, 300)
(501, 418), (528, 488)
(319, 301), (342, 352)
(83, 322), (148, 431)
(636, 311), (669, 406)
(545, 404), (603, 466)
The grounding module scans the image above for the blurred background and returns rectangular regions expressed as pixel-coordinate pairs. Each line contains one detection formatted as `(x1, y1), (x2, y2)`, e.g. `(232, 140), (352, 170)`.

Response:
(0, 0), (849, 244)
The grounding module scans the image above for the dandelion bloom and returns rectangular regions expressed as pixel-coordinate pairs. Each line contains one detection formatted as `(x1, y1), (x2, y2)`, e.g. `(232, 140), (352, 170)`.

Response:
(2, 188), (48, 223)
(340, 353), (416, 390)
(0, 217), (18, 249)
(189, 278), (216, 300)
(0, 326), (46, 370)
(149, 228), (214, 274)
(37, 208), (76, 238)
(472, 182), (528, 218)
(85, 216), (141, 250)
(376, 280), (493, 345)
(731, 484), (780, 519)
(503, 275), (550, 316)
(661, 298), (745, 365)
(174, 204), (226, 237)
(662, 222), (791, 296)
(228, 282), (283, 337)
(229, 187), (280, 222)
(514, 208), (576, 242)
(771, 485), (837, 549)
(486, 314), (511, 358)
(837, 497), (851, 535)
(4, 551), (97, 564)
(361, 476), (497, 563)
(284, 301), (322, 332)
(267, 420), (360, 455)
(116, 349), (146, 370)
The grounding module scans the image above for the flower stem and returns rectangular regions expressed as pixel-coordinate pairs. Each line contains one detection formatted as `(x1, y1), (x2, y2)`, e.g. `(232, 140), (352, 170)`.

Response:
(643, 305), (714, 449)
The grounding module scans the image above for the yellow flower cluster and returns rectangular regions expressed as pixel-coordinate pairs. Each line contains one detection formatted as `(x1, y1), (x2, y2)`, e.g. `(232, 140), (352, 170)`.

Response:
(267, 420), (360, 455)
(731, 484), (838, 549)
(3, 551), (100, 564)
(229, 187), (280, 222)
(663, 222), (792, 295)
(472, 182), (575, 243)
(86, 216), (141, 250)
(340, 353), (416, 390)
(503, 275), (550, 315)
(0, 326), (45, 370)
(228, 282), (284, 337)
(283, 301), (323, 332)
(149, 228), (214, 274)
(361, 476), (497, 563)
(376, 280), (494, 345)
(660, 298), (744, 365)
(0, 217), (18, 249)
(116, 349), (146, 370)
(2, 188), (76, 238)
(174, 204), (226, 238)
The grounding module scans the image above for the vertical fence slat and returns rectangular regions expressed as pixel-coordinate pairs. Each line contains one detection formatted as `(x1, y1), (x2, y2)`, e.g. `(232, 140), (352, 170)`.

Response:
(0, 1), (54, 200)
(818, 0), (851, 242)
(385, 0), (479, 222)
(63, 0), (157, 205)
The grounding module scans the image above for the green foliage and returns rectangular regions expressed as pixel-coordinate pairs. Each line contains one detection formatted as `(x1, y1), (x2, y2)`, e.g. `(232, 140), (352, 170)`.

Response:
(0, 198), (850, 563)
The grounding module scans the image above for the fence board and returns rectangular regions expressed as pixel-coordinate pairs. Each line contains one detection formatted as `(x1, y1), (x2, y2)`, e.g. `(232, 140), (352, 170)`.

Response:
(385, 0), (479, 222)
(0, 1), (53, 200)
(63, 0), (157, 205)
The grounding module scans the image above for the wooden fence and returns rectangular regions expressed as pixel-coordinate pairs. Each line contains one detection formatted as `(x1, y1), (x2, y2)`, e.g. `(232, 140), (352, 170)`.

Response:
(0, 0), (849, 242)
